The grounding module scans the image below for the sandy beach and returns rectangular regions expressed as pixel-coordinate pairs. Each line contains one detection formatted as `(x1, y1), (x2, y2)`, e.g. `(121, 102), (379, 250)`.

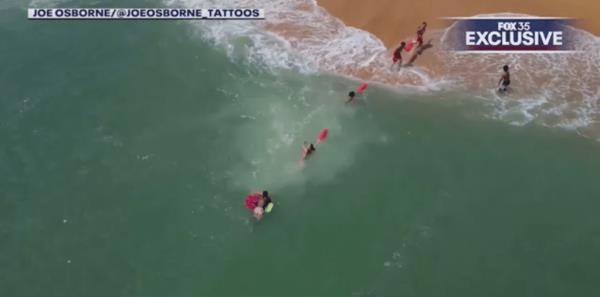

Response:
(317, 0), (600, 47)
(308, 0), (600, 140)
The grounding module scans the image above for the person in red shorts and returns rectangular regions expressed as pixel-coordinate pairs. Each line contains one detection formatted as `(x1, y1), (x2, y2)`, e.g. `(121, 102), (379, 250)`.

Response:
(404, 22), (428, 52)
(392, 41), (406, 66)
(416, 22), (427, 48)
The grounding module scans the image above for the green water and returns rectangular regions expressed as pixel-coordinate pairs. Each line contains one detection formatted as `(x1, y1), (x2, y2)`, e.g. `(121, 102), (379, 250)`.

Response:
(2, 3), (600, 297)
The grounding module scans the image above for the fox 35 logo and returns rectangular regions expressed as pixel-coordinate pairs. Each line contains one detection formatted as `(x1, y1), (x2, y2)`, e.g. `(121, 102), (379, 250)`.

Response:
(446, 17), (575, 52)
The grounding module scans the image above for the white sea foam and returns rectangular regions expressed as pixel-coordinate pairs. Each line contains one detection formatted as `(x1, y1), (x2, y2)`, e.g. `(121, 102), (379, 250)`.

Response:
(442, 13), (600, 134)
(167, 0), (443, 88)
(168, 1), (600, 137)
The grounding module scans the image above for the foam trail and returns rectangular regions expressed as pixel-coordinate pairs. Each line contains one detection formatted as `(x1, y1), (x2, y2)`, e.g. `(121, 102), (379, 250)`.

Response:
(204, 71), (376, 192)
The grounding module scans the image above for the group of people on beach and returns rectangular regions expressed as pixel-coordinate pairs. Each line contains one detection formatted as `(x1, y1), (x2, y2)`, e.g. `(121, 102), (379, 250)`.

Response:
(392, 22), (428, 68)
(392, 21), (512, 92)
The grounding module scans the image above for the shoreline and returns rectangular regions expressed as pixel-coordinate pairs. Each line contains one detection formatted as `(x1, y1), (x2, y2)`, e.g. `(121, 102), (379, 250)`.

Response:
(316, 0), (600, 48)
(309, 0), (600, 139)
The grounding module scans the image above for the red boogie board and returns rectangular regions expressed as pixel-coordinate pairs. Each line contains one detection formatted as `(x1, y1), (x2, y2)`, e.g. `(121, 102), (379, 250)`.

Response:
(356, 83), (369, 94)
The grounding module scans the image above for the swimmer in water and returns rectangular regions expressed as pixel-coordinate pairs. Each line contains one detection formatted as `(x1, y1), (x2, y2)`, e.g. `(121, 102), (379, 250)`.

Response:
(261, 191), (272, 208)
(498, 64), (511, 92)
(261, 191), (273, 212)
(392, 42), (406, 67)
(346, 91), (356, 104)
(253, 204), (264, 220)
(302, 142), (316, 160)
(252, 190), (272, 221)
(254, 191), (268, 221)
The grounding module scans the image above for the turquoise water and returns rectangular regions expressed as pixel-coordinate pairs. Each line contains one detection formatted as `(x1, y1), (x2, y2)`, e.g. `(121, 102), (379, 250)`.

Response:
(2, 2), (600, 297)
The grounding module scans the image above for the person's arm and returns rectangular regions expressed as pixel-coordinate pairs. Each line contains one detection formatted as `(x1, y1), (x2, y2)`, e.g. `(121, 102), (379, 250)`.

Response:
(345, 96), (354, 104)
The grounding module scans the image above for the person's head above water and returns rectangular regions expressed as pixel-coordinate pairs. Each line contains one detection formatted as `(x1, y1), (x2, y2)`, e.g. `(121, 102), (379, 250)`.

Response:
(304, 142), (316, 152)
(349, 91), (356, 98)
(503, 65), (509, 72)
(262, 191), (269, 198)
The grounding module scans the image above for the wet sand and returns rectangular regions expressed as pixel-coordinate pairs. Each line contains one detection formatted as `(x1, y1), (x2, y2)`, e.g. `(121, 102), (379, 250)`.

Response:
(312, 0), (600, 139)
(317, 0), (600, 47)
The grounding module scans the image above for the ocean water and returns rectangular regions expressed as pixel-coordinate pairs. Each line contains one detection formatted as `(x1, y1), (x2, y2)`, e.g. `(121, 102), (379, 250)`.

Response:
(2, 1), (600, 297)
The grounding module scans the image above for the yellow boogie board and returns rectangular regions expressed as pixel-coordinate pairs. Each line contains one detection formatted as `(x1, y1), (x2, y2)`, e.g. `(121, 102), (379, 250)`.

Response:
(265, 203), (274, 213)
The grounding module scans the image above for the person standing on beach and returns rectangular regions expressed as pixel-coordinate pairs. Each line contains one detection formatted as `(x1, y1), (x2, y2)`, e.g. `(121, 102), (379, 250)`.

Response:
(404, 21), (432, 66)
(404, 22), (428, 53)
(392, 42), (406, 67)
(498, 65), (511, 92)
(416, 22), (427, 48)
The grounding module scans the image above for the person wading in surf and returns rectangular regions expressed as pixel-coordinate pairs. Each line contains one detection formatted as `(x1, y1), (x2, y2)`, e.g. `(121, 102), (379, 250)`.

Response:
(498, 64), (511, 92)
(346, 91), (356, 104)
